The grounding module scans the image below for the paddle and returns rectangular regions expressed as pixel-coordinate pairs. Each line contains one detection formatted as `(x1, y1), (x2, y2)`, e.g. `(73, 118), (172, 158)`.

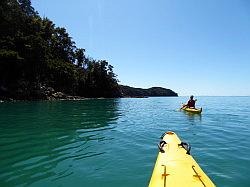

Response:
(176, 103), (186, 111)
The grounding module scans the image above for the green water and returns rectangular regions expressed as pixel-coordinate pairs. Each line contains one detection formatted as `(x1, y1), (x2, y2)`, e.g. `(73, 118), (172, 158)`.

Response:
(0, 97), (250, 187)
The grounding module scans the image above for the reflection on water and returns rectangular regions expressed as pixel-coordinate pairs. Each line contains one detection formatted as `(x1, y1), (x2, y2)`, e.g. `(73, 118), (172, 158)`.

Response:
(0, 99), (120, 186)
(182, 111), (202, 123)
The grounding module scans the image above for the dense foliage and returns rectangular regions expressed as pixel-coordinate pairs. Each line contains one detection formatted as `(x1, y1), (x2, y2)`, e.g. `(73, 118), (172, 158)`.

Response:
(120, 85), (178, 97)
(0, 0), (121, 99)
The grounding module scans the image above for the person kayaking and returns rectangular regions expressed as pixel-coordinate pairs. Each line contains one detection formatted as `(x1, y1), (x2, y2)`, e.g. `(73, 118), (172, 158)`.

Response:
(183, 95), (197, 109)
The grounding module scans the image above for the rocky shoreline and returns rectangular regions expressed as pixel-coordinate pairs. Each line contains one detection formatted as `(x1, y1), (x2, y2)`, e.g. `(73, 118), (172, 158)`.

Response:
(0, 94), (148, 102)
(0, 85), (178, 102)
(0, 86), (86, 101)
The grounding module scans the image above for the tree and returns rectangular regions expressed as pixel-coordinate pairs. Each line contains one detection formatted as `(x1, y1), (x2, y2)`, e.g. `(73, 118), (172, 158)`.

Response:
(18, 0), (38, 17)
(75, 48), (85, 67)
(0, 0), (121, 99)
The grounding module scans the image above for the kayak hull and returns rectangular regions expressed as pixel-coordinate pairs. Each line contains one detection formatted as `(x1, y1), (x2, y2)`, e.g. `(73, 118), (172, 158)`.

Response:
(148, 131), (215, 187)
(182, 106), (202, 114)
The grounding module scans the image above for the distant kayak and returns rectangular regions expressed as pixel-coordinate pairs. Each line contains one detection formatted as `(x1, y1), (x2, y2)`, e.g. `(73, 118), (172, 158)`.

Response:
(181, 105), (202, 114)
(149, 131), (215, 187)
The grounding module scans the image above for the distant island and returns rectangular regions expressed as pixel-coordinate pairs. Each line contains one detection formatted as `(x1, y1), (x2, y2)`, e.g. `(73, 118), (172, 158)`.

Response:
(120, 85), (178, 97)
(0, 0), (177, 100)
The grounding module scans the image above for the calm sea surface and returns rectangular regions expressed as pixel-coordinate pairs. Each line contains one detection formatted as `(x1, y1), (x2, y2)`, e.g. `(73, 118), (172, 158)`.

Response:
(0, 97), (250, 187)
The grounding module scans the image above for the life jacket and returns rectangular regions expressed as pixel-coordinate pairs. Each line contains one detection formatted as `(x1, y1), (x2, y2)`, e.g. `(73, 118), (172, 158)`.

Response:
(187, 100), (195, 108)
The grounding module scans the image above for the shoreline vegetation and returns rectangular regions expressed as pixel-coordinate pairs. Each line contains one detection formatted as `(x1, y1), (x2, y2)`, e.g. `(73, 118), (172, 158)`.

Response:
(0, 85), (178, 101)
(0, 0), (178, 101)
(120, 85), (177, 98)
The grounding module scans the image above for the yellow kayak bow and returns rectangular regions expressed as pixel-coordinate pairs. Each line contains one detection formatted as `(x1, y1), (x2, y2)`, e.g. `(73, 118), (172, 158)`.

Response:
(148, 131), (215, 187)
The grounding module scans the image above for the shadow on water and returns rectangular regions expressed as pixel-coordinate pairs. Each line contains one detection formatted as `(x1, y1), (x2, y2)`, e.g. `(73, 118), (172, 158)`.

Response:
(0, 99), (121, 186)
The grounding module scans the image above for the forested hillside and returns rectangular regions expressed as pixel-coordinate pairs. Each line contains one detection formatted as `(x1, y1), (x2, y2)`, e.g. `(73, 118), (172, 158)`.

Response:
(120, 85), (178, 97)
(0, 0), (120, 100)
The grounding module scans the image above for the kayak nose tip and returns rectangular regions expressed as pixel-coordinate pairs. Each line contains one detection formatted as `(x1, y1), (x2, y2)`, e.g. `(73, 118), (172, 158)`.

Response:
(166, 131), (174, 135)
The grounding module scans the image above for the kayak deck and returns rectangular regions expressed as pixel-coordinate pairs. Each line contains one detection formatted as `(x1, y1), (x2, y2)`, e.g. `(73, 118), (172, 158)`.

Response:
(148, 132), (215, 187)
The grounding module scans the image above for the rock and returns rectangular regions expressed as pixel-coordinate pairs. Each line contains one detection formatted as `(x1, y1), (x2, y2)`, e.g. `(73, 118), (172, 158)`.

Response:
(52, 92), (67, 99)
(44, 87), (55, 96)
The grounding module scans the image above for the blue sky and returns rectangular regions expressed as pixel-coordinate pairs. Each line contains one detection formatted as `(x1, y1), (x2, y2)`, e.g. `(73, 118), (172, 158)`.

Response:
(32, 0), (250, 96)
